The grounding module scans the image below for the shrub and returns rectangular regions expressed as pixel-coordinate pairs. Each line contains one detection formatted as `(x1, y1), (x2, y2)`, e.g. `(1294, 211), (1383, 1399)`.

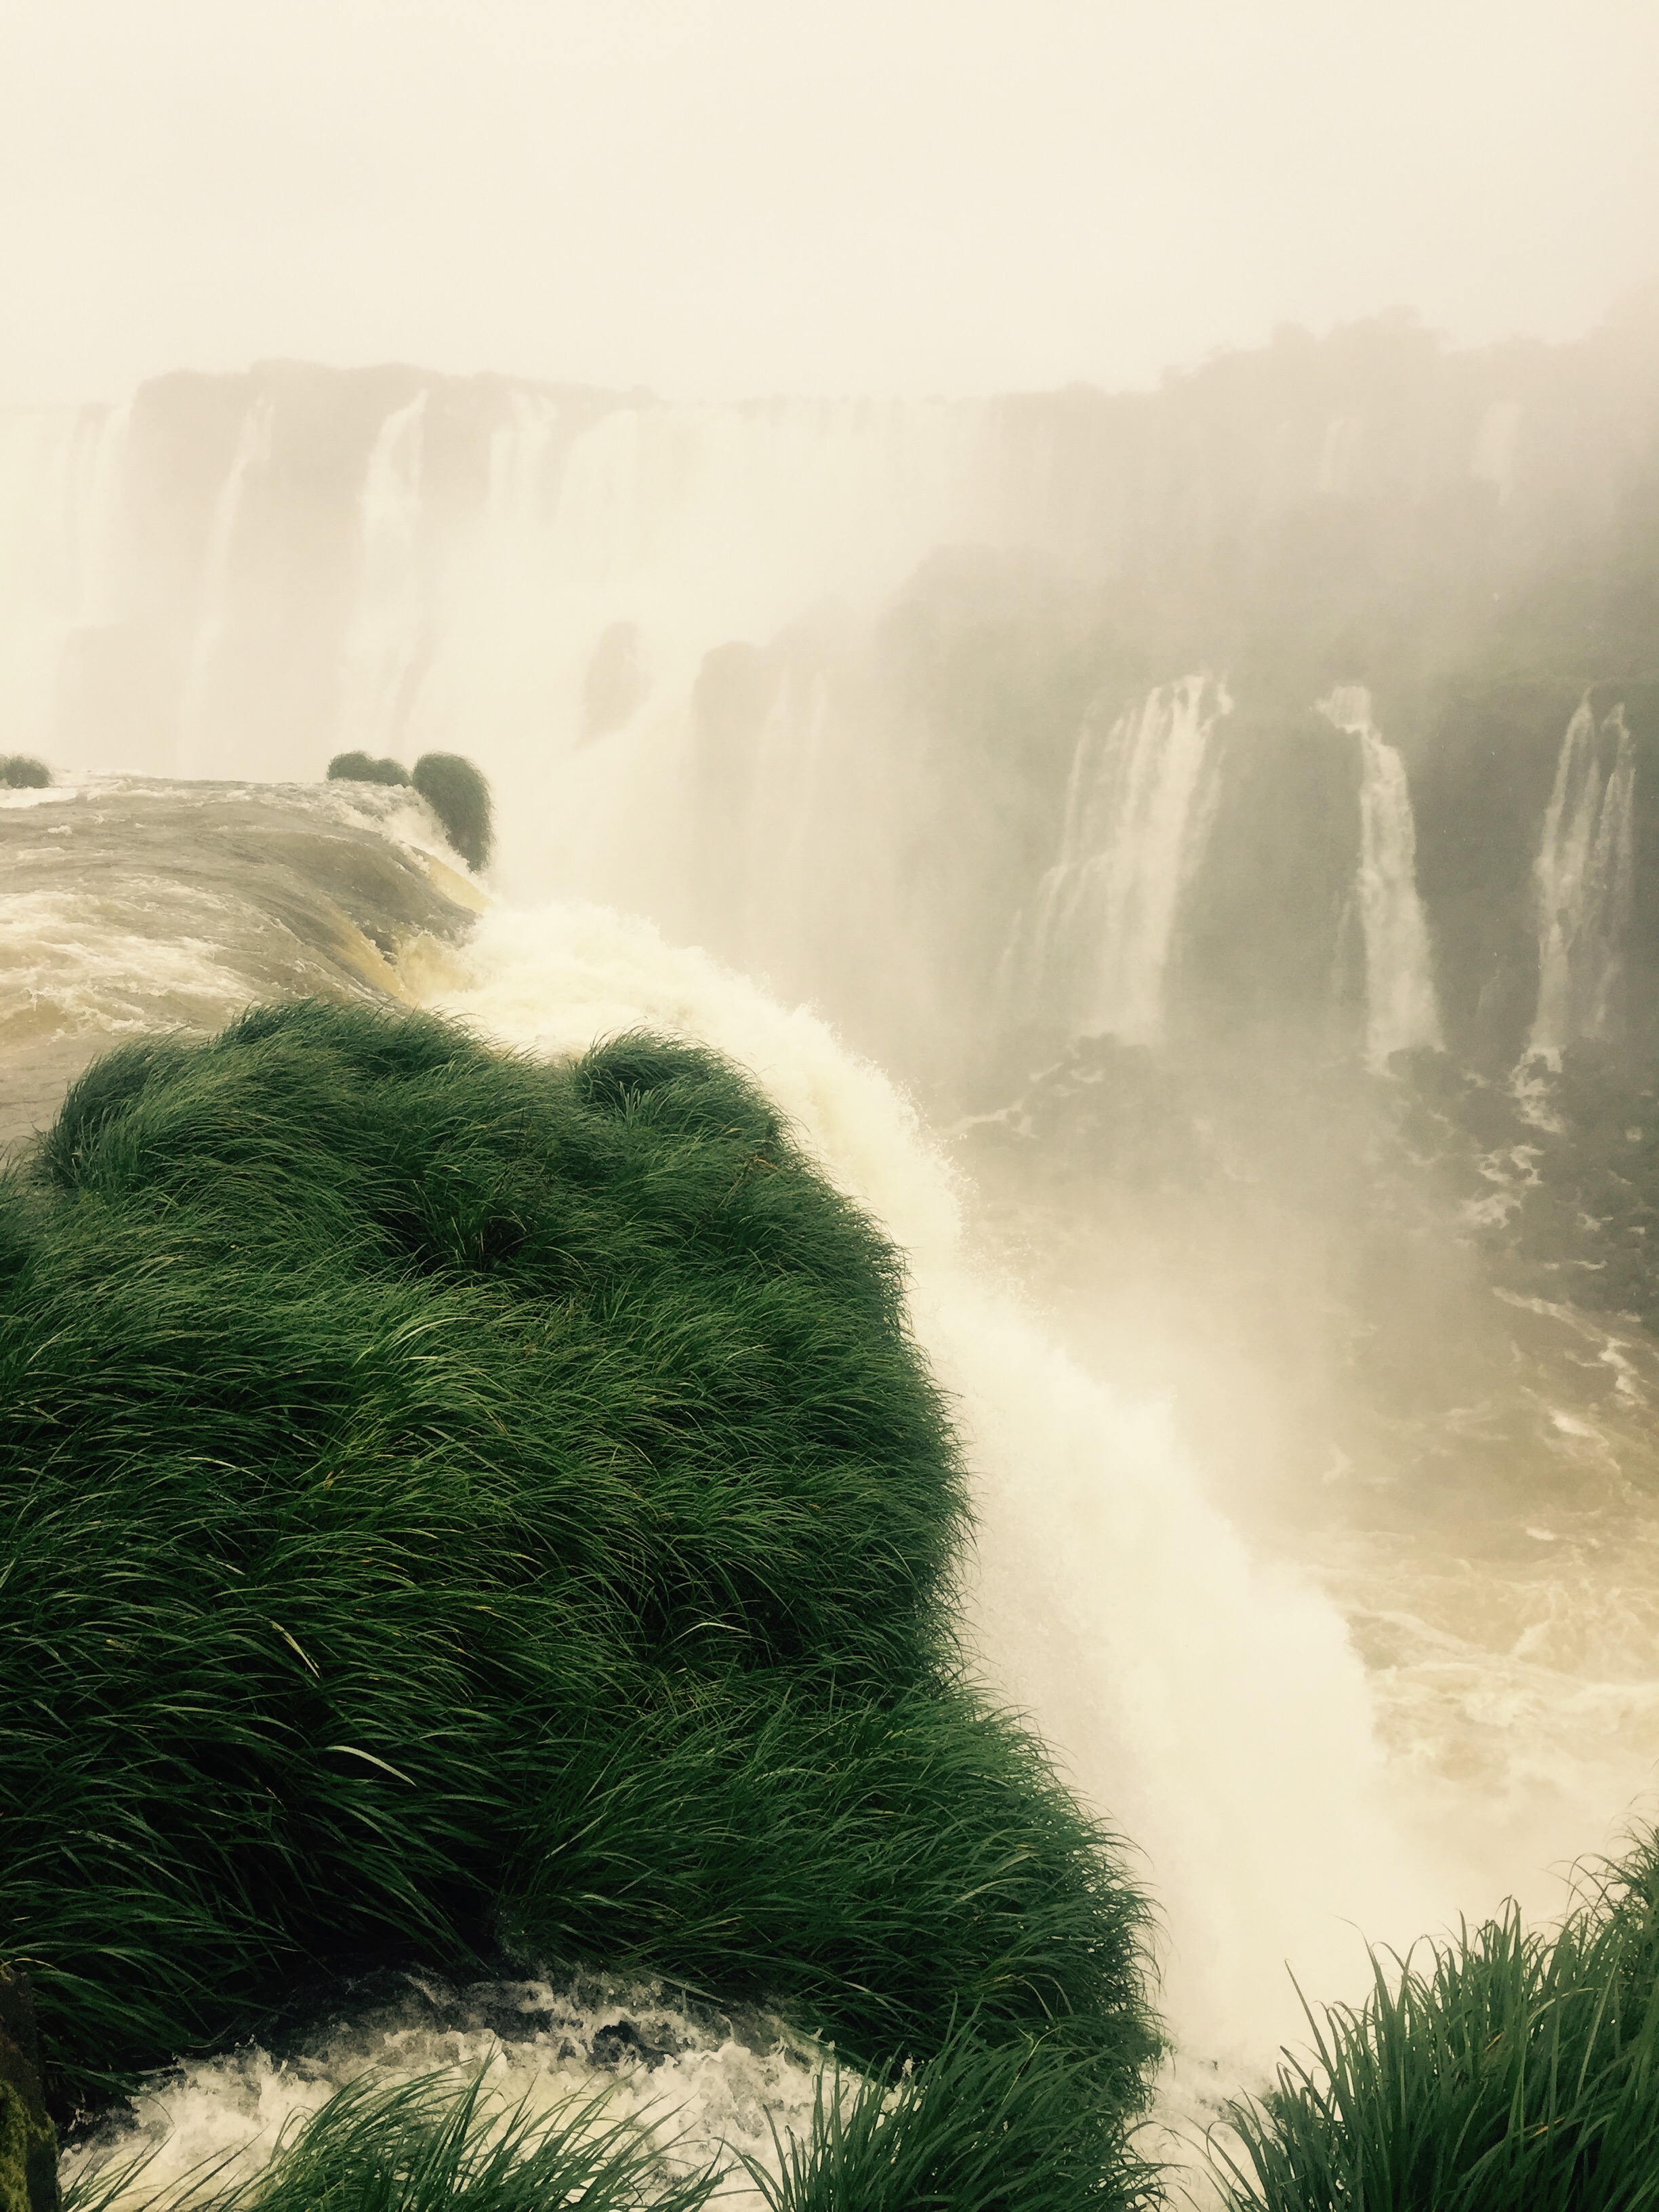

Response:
(0, 1002), (1158, 2165)
(327, 752), (411, 787)
(1216, 1831), (1659, 2211)
(0, 757), (51, 788)
(411, 753), (493, 871)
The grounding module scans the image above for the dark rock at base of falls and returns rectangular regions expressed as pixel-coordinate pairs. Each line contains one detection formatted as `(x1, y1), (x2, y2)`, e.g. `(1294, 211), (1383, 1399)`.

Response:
(0, 1970), (58, 2212)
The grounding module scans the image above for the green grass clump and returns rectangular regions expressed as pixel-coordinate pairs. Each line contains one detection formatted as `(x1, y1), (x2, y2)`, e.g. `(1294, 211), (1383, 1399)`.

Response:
(0, 757), (51, 789)
(67, 2070), (721, 2212)
(742, 2023), (1161, 2211)
(326, 753), (412, 787)
(0, 1000), (1158, 2166)
(411, 754), (492, 871)
(1216, 1832), (1659, 2211)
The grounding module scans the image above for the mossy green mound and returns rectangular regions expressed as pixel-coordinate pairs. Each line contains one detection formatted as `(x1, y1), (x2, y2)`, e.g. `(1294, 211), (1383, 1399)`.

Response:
(326, 752), (411, 788)
(411, 754), (492, 872)
(0, 1002), (1157, 2147)
(1219, 1830), (1659, 2211)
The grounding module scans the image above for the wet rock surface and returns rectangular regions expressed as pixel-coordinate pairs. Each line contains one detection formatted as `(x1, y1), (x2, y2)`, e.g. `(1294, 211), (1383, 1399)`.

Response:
(0, 1971), (58, 2212)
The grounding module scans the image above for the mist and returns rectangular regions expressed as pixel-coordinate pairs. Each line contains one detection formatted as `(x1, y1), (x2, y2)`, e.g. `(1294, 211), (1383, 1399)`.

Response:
(4, 0), (1658, 404)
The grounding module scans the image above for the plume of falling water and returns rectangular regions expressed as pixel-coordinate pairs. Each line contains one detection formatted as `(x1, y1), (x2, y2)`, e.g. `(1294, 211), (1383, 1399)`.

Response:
(0, 402), (130, 751)
(1530, 697), (1637, 1063)
(337, 393), (430, 756)
(1006, 674), (1229, 1044)
(1320, 685), (1443, 1070)
(178, 398), (274, 775)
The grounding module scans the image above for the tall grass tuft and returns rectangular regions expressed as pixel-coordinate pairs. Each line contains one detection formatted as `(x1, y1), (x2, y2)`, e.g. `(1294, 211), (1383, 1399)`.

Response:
(0, 999), (1158, 2190)
(1216, 1831), (1659, 2211)
(326, 754), (411, 787)
(411, 754), (491, 870)
(65, 2069), (722, 2212)
(0, 756), (51, 788)
(742, 2022), (1162, 2211)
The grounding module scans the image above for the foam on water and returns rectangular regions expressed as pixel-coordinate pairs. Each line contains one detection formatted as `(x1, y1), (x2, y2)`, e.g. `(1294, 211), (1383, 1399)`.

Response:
(64, 1978), (834, 2212)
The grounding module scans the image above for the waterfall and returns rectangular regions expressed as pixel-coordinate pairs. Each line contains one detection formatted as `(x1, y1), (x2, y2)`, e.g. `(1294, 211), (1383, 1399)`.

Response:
(178, 398), (273, 774)
(0, 403), (129, 754)
(486, 389), (559, 523)
(1010, 674), (1229, 1045)
(1529, 698), (1637, 1062)
(337, 393), (430, 755)
(1320, 685), (1443, 1069)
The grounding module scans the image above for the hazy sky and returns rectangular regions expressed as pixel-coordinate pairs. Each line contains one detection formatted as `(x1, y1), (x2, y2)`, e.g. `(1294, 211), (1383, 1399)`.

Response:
(5, 0), (1658, 405)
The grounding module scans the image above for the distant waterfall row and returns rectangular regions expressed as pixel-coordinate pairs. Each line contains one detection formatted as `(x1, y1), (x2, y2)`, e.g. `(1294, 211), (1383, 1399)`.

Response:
(1011, 682), (1639, 1072)
(0, 368), (1646, 1081)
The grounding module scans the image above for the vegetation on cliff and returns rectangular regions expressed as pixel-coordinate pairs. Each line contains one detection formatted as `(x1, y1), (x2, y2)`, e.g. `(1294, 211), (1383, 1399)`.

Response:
(327, 752), (411, 788)
(411, 753), (493, 872)
(0, 1002), (1158, 2202)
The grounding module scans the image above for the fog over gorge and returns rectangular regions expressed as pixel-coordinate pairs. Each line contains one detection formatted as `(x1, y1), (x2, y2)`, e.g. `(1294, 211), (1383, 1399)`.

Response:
(5, 9), (1659, 2209)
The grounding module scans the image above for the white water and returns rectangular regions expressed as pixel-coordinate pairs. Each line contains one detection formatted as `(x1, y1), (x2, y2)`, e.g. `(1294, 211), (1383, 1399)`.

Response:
(1530, 697), (1637, 1062)
(337, 394), (430, 758)
(64, 1976), (834, 2212)
(1008, 676), (1229, 1045)
(0, 403), (129, 750)
(1321, 686), (1443, 1069)
(178, 401), (274, 777)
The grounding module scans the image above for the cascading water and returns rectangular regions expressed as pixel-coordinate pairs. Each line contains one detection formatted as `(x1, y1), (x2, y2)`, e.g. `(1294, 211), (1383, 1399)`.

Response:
(1007, 675), (1229, 1044)
(337, 392), (430, 756)
(178, 398), (274, 775)
(0, 401), (129, 749)
(1529, 697), (1637, 1063)
(1320, 685), (1443, 1069)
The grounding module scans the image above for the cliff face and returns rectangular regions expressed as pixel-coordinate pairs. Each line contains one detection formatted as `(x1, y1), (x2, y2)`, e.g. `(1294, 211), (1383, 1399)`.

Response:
(5, 305), (1658, 1088)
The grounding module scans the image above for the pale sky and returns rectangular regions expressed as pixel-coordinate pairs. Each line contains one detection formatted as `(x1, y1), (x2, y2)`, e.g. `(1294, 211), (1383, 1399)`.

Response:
(3, 0), (1658, 406)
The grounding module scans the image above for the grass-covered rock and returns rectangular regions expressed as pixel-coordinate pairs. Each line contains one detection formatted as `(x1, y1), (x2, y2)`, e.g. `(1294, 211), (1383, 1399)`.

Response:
(326, 752), (412, 787)
(0, 1002), (1157, 2159)
(0, 759), (50, 790)
(411, 754), (492, 872)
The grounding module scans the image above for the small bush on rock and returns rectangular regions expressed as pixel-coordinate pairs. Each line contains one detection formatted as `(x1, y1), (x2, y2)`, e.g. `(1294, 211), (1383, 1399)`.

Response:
(411, 753), (493, 871)
(326, 752), (411, 787)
